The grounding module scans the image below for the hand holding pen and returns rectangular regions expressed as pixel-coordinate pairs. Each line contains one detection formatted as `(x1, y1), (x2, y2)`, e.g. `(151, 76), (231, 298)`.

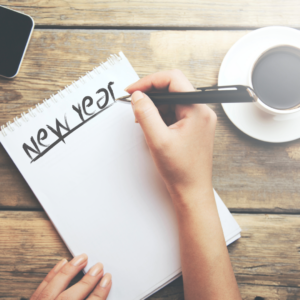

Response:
(125, 69), (241, 300)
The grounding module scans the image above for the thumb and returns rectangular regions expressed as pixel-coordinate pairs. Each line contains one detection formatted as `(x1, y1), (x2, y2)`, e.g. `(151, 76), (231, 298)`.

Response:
(131, 91), (169, 148)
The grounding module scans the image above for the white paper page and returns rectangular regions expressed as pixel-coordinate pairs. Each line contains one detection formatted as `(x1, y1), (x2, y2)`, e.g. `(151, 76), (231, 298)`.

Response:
(0, 52), (240, 300)
(214, 190), (241, 245)
(2, 101), (181, 300)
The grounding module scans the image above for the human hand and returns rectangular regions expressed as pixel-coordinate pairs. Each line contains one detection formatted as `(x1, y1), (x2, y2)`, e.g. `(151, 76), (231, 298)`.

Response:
(30, 254), (112, 300)
(126, 70), (217, 205)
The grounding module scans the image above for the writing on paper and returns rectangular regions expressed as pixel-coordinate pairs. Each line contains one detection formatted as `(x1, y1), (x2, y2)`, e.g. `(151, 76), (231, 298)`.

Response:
(23, 82), (115, 163)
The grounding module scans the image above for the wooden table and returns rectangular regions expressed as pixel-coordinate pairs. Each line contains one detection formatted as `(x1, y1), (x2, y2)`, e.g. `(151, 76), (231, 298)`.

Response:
(1, 1), (300, 299)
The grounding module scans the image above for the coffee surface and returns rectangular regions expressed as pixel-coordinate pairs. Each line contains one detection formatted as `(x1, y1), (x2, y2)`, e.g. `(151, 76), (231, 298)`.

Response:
(252, 50), (300, 110)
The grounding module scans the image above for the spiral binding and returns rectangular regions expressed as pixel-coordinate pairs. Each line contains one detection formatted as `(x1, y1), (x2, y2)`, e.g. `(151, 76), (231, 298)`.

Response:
(0, 54), (122, 138)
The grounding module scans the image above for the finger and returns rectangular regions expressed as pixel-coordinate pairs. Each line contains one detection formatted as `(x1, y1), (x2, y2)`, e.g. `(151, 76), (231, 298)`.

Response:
(131, 91), (169, 148)
(163, 111), (177, 126)
(30, 258), (68, 300)
(157, 104), (171, 116)
(57, 263), (104, 300)
(126, 70), (194, 94)
(87, 273), (112, 300)
(175, 104), (217, 135)
(175, 103), (206, 121)
(38, 253), (88, 300)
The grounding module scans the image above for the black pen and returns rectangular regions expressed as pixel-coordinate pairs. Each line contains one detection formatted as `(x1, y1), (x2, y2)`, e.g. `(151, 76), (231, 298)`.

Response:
(116, 85), (258, 105)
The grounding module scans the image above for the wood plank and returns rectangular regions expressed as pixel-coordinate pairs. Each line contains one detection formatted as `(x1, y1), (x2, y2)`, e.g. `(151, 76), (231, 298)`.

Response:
(238, 284), (300, 300)
(0, 144), (37, 209)
(152, 282), (300, 300)
(2, 1), (300, 28)
(1, 29), (300, 213)
(146, 281), (300, 300)
(1, 212), (300, 299)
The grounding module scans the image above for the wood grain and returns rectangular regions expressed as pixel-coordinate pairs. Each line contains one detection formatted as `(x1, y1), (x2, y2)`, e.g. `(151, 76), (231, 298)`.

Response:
(1, 211), (300, 299)
(2, 1), (300, 28)
(238, 284), (300, 300)
(1, 29), (300, 212)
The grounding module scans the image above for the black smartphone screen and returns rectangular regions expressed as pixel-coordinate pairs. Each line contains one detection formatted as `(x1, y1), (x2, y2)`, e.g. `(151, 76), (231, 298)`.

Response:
(0, 6), (34, 78)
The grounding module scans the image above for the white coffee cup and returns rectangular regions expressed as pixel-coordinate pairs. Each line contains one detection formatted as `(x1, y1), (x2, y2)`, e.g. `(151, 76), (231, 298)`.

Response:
(246, 44), (300, 120)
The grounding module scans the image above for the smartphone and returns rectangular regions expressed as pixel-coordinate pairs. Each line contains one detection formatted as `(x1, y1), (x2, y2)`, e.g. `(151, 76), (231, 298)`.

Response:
(0, 6), (34, 79)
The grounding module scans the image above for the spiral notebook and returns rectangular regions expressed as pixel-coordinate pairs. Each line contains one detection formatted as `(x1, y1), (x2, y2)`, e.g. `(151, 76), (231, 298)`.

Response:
(0, 52), (241, 300)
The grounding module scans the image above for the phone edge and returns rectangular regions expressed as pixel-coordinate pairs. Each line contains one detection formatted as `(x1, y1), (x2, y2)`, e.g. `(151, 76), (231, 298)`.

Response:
(0, 5), (35, 79)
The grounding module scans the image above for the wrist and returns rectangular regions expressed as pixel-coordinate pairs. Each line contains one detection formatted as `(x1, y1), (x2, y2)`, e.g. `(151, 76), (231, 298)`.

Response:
(167, 183), (215, 211)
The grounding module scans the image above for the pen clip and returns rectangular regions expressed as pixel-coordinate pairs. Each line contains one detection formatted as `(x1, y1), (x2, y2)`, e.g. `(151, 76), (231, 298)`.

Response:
(196, 85), (258, 102)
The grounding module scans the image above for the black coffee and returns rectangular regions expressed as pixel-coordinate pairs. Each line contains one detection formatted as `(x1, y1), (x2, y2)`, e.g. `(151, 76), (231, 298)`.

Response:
(252, 48), (300, 110)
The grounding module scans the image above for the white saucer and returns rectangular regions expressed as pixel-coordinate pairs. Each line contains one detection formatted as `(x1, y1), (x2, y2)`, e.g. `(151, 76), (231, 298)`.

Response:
(219, 26), (300, 143)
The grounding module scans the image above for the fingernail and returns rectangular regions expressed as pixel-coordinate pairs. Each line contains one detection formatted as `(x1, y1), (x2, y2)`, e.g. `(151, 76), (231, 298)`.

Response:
(88, 262), (103, 276)
(131, 91), (144, 105)
(100, 273), (112, 288)
(71, 253), (88, 266)
(53, 258), (68, 273)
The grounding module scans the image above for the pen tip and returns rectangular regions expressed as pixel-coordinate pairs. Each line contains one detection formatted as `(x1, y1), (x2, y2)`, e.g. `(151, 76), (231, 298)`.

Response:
(116, 95), (132, 102)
